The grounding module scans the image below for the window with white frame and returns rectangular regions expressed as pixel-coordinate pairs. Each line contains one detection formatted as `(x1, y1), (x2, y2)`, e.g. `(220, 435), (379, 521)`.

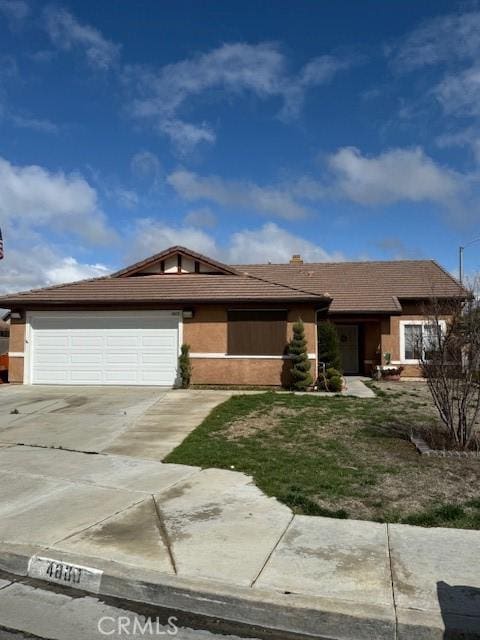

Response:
(400, 320), (446, 363)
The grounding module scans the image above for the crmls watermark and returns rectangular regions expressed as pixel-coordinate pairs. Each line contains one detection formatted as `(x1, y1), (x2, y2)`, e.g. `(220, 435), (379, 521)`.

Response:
(98, 615), (179, 636)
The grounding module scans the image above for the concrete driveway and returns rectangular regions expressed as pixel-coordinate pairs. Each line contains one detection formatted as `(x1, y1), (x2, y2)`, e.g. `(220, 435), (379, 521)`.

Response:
(0, 386), (229, 459)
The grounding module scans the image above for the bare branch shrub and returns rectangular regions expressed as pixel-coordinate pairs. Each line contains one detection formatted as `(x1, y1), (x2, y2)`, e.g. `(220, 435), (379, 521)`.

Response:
(418, 279), (480, 450)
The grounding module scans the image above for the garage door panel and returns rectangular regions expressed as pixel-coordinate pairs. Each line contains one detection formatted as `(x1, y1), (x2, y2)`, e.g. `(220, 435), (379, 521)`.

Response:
(35, 335), (69, 349)
(34, 370), (69, 384)
(70, 353), (104, 365)
(105, 335), (140, 348)
(34, 352), (70, 366)
(104, 370), (139, 383)
(105, 352), (138, 366)
(141, 334), (177, 348)
(70, 335), (105, 348)
(70, 370), (103, 383)
(30, 312), (179, 386)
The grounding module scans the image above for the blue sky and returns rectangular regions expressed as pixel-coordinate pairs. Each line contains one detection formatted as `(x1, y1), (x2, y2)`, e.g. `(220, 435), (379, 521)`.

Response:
(0, 0), (479, 292)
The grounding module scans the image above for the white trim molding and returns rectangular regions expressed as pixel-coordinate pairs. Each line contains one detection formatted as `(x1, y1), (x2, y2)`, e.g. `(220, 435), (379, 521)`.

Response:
(190, 353), (317, 360)
(8, 352), (24, 358)
(399, 320), (447, 365)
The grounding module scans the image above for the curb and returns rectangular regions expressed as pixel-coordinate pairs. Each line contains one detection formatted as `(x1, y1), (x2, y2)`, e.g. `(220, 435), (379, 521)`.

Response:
(0, 542), (395, 640)
(1, 542), (478, 640)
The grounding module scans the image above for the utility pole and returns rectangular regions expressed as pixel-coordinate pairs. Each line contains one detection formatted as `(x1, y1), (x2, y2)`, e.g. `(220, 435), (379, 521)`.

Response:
(459, 237), (480, 284)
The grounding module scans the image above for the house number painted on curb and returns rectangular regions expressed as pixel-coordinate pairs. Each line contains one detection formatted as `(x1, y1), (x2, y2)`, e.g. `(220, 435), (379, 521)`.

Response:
(28, 556), (103, 592)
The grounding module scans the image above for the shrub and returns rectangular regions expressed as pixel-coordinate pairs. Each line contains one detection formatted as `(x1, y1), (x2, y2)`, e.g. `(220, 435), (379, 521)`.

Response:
(318, 322), (342, 372)
(289, 319), (313, 391)
(318, 367), (343, 392)
(328, 375), (343, 393)
(178, 343), (192, 388)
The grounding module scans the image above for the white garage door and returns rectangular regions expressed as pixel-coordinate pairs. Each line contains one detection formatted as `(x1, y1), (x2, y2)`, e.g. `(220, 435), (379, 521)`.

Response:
(28, 311), (180, 386)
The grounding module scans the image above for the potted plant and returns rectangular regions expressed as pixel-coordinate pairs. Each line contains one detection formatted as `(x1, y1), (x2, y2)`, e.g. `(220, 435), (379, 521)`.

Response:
(380, 365), (404, 381)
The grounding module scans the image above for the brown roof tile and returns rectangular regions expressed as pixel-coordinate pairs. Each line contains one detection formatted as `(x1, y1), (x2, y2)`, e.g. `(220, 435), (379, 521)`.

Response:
(0, 273), (327, 306)
(234, 260), (465, 313)
(0, 248), (465, 313)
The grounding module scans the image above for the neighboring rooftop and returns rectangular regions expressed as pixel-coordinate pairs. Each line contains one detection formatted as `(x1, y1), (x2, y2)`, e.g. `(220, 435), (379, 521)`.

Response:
(0, 247), (465, 313)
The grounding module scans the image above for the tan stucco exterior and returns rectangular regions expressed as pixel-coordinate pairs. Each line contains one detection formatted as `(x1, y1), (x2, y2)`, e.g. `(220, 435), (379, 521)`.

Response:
(184, 303), (317, 386)
(3, 301), (452, 385)
(8, 318), (25, 383)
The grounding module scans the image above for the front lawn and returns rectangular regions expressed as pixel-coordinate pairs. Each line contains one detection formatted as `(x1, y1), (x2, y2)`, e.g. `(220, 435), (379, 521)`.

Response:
(165, 383), (480, 529)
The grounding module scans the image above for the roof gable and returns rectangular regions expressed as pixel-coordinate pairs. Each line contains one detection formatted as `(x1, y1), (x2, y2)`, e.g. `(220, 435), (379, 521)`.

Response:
(112, 246), (238, 278)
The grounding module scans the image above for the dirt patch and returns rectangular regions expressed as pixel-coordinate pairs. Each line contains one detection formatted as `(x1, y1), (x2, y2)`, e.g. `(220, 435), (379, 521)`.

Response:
(224, 405), (299, 440)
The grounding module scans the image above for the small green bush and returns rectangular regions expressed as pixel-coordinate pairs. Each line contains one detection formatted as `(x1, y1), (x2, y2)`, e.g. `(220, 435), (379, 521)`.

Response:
(328, 376), (343, 392)
(178, 343), (192, 388)
(326, 367), (341, 378)
(289, 319), (313, 391)
(318, 366), (343, 392)
(318, 322), (342, 372)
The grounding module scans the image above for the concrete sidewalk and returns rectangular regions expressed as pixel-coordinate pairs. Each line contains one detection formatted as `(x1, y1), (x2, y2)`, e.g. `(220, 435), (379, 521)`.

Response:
(0, 445), (479, 639)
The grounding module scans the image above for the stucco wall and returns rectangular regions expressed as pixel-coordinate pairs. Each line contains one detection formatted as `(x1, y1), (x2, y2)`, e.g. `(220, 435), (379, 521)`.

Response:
(380, 303), (451, 378)
(8, 319), (25, 383)
(363, 322), (381, 374)
(184, 303), (317, 386)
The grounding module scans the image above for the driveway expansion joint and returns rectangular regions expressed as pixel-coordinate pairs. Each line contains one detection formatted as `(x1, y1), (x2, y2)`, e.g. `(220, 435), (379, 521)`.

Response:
(152, 495), (177, 575)
(250, 512), (295, 588)
(385, 523), (398, 640)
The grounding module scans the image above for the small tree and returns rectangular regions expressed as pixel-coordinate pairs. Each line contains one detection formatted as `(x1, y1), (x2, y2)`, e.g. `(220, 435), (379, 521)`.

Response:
(178, 343), (192, 389)
(289, 319), (313, 391)
(318, 321), (342, 372)
(418, 283), (480, 450)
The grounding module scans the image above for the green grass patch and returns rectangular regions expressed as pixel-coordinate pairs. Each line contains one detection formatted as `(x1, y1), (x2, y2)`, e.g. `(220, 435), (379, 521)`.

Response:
(165, 387), (480, 529)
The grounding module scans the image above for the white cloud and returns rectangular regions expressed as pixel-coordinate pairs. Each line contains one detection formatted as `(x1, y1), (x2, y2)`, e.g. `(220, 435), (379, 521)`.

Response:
(328, 146), (461, 205)
(126, 43), (350, 150)
(390, 10), (480, 71)
(44, 256), (109, 284)
(9, 112), (59, 134)
(435, 67), (480, 117)
(227, 223), (344, 264)
(129, 219), (218, 263)
(184, 207), (217, 228)
(159, 120), (216, 154)
(113, 187), (139, 210)
(167, 169), (310, 220)
(0, 245), (109, 294)
(44, 6), (120, 70)
(389, 9), (480, 120)
(0, 0), (29, 25)
(130, 150), (162, 183)
(129, 220), (342, 266)
(0, 156), (112, 243)
(436, 128), (480, 164)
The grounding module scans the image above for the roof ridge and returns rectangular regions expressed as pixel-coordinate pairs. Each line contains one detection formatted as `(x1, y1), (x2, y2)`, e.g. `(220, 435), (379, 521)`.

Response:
(233, 259), (435, 267)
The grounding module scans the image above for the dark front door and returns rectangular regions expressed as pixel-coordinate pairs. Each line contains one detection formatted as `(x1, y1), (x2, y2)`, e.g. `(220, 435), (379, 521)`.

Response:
(336, 325), (359, 374)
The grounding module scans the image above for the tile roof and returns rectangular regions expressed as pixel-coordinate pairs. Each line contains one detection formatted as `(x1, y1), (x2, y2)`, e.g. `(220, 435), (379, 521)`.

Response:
(0, 273), (328, 306)
(0, 247), (465, 313)
(234, 260), (465, 313)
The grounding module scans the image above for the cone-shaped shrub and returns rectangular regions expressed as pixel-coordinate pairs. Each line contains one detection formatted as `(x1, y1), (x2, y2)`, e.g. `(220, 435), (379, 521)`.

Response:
(178, 343), (192, 388)
(318, 321), (342, 372)
(289, 319), (312, 391)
